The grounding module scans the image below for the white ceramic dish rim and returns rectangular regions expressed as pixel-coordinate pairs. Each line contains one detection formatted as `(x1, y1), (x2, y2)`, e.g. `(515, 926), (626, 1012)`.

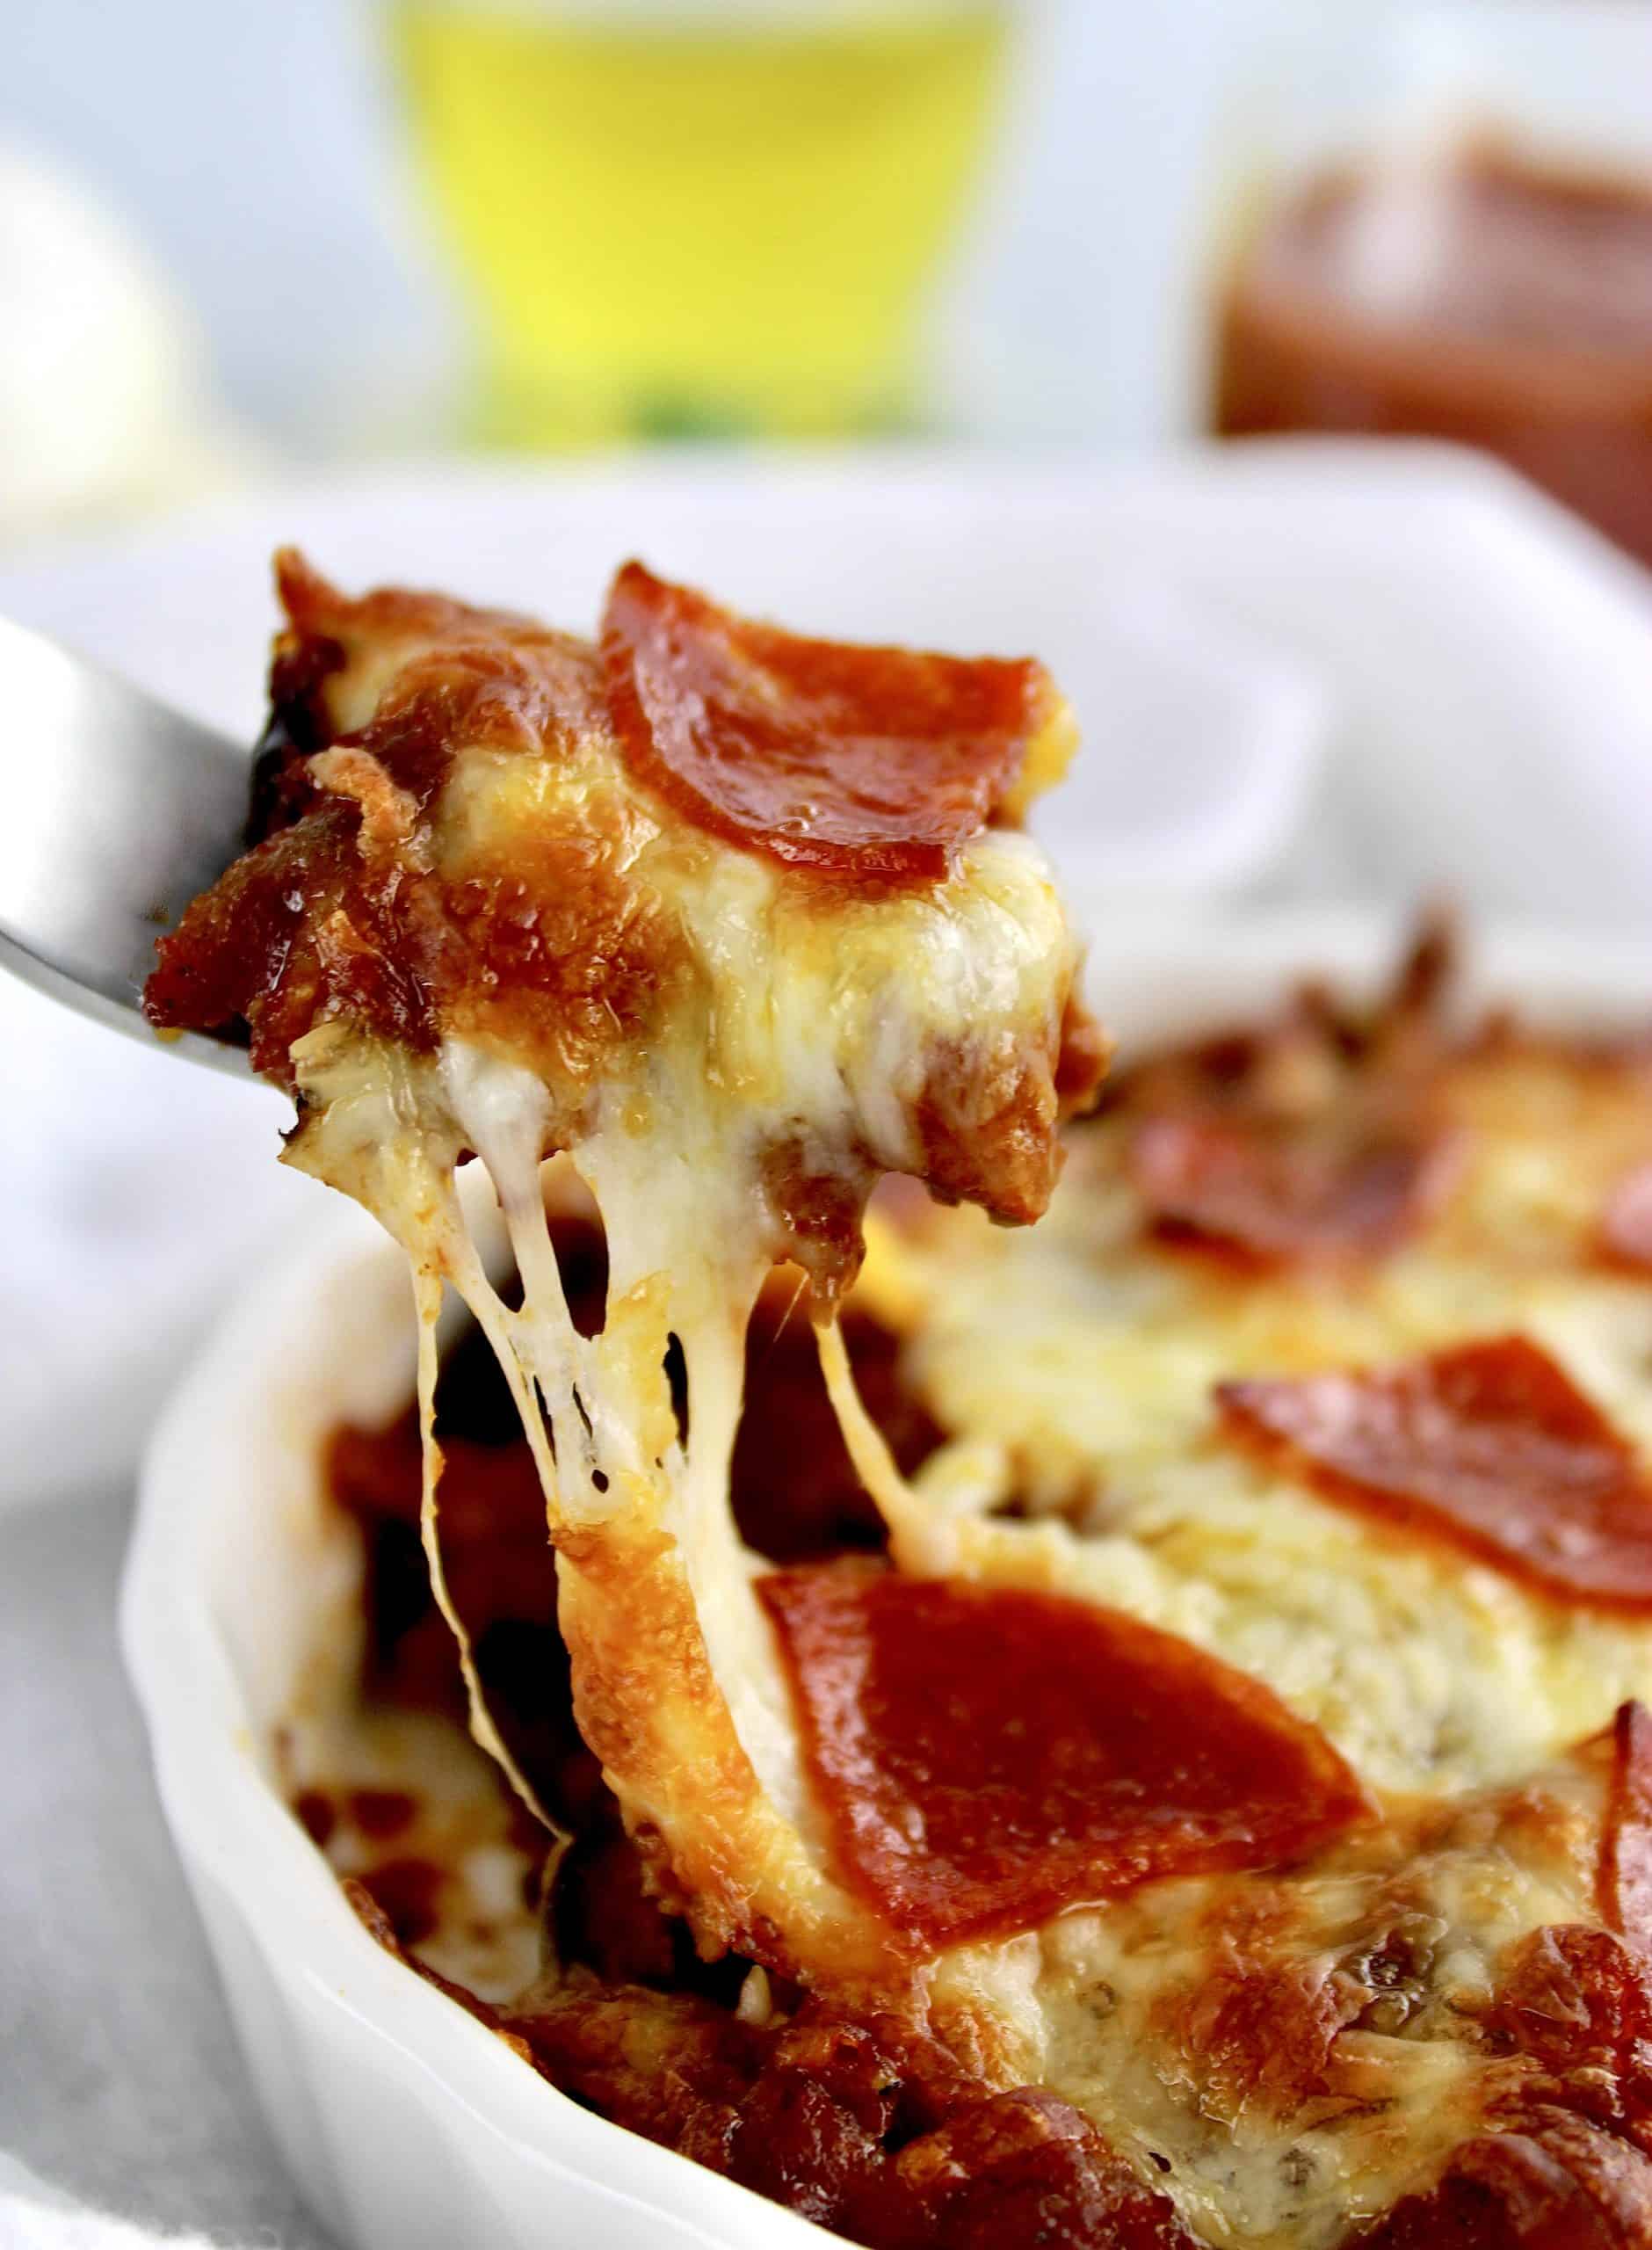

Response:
(120, 905), (1652, 2250)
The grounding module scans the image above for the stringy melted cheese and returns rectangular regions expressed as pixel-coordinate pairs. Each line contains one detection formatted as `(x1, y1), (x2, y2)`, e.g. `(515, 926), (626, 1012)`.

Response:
(204, 571), (1652, 2246)
(295, 996), (1652, 2247)
(283, 686), (1083, 1986)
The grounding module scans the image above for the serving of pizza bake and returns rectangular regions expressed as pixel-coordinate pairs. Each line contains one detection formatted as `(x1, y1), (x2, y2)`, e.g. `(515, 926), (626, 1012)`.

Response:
(139, 556), (1652, 2249)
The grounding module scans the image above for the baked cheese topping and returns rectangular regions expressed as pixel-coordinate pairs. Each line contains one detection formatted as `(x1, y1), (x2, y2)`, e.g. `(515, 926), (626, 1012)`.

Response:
(1020, 1731), (1614, 2246)
(148, 553), (1098, 1987)
(853, 1029), (1652, 1803)
(298, 1000), (1652, 2245)
(154, 567), (1652, 2247)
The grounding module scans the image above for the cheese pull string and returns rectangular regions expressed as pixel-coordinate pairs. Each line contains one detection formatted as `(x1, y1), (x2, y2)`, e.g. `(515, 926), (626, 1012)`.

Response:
(815, 1313), (962, 1579)
(410, 1257), (567, 1840)
(435, 1049), (610, 1513)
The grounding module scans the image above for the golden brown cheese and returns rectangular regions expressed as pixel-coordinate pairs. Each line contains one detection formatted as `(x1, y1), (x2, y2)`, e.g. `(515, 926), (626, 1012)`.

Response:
(856, 1024), (1652, 1800)
(148, 555), (1097, 1996)
(286, 940), (1652, 2247)
(168, 568), (1652, 2248)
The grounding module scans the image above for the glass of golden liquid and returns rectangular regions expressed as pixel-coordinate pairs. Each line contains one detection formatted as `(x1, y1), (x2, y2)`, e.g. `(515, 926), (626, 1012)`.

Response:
(388, 0), (1011, 445)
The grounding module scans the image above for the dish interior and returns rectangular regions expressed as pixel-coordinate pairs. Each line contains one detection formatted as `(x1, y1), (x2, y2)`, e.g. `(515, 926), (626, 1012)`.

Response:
(127, 914), (1652, 2250)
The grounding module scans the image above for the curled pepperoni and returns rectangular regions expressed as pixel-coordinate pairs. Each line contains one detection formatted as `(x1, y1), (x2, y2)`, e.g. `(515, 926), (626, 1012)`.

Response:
(601, 562), (1067, 882)
(757, 1567), (1366, 1949)
(1496, 1920), (1652, 2094)
(1601, 1701), (1652, 1943)
(1219, 1336), (1652, 1611)
(1358, 2112), (1652, 2248)
(1130, 1113), (1459, 1265)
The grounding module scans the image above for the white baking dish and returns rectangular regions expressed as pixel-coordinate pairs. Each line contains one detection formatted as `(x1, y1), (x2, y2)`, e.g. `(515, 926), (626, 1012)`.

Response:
(120, 908), (1652, 2250)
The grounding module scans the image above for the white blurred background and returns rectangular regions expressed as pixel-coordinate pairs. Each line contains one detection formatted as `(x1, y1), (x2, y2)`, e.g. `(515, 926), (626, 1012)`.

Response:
(4, 0), (1280, 485)
(10, 0), (1652, 542)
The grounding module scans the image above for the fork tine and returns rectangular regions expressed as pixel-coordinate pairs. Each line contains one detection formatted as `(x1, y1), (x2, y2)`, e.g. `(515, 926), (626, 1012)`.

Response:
(0, 613), (254, 1071)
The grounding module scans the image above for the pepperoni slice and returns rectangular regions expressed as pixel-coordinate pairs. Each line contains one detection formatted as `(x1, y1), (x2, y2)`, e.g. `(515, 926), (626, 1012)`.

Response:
(601, 562), (1064, 882)
(1129, 1114), (1459, 1265)
(1602, 1162), (1652, 1272)
(757, 1568), (1366, 1949)
(1601, 1701), (1652, 1942)
(1218, 1336), (1652, 1610)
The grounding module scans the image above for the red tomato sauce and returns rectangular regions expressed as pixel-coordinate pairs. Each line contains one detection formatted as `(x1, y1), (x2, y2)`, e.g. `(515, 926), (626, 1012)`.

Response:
(1215, 145), (1652, 570)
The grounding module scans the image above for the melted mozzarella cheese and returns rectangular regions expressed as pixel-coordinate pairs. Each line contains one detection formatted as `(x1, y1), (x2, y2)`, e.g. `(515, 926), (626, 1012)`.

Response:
(295, 1002), (1652, 2245)
(283, 696), (1083, 1987)
(256, 577), (1652, 2243)
(854, 1059), (1652, 1797)
(907, 1736), (1606, 2247)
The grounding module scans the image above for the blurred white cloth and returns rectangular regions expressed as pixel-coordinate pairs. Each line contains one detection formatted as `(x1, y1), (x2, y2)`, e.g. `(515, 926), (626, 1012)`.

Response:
(1, 2159), (215, 2250)
(0, 1487), (328, 2249)
(0, 980), (311, 1510)
(4, 443), (1652, 2249)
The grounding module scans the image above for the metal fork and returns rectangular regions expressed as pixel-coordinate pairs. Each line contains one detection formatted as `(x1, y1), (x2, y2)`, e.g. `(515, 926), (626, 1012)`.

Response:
(0, 614), (254, 1074)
